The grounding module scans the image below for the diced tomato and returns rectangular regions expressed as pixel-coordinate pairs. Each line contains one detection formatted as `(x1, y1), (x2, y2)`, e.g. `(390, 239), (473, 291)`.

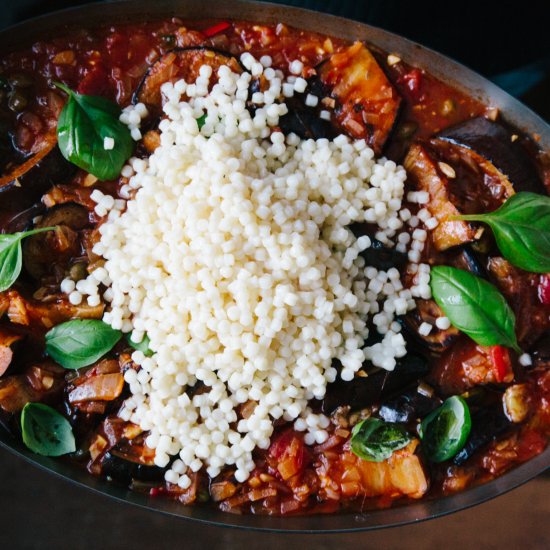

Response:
(538, 275), (550, 306)
(77, 66), (112, 97)
(268, 430), (308, 481)
(202, 21), (231, 38)
(516, 429), (546, 462)
(398, 68), (424, 102)
(488, 345), (514, 383)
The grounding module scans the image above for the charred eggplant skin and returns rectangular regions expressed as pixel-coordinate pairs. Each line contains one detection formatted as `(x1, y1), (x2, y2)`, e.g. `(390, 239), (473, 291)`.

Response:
(379, 384), (441, 424)
(100, 452), (164, 485)
(278, 94), (337, 140)
(322, 353), (429, 414)
(0, 145), (76, 209)
(23, 202), (91, 280)
(437, 117), (545, 194)
(452, 406), (512, 465)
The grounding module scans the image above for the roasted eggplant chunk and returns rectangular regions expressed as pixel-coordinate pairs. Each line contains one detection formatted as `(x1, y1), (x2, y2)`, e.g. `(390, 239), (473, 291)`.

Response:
(317, 42), (401, 154)
(133, 47), (242, 110)
(0, 138), (76, 209)
(453, 406), (512, 465)
(23, 202), (92, 281)
(531, 331), (550, 369)
(379, 383), (441, 424)
(101, 452), (164, 485)
(279, 95), (336, 140)
(404, 143), (478, 250)
(399, 299), (460, 352)
(350, 234), (407, 271)
(437, 117), (545, 195)
(322, 353), (428, 413)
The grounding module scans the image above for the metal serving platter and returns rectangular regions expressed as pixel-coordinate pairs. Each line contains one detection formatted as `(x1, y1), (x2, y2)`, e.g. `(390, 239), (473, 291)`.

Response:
(0, 0), (549, 533)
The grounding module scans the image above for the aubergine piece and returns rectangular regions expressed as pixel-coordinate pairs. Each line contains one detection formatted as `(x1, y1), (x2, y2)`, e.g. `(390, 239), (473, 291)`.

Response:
(455, 244), (487, 279)
(359, 238), (408, 271)
(404, 143), (478, 251)
(132, 47), (242, 111)
(453, 406), (512, 465)
(379, 383), (441, 424)
(100, 452), (164, 485)
(0, 138), (76, 209)
(399, 299), (460, 353)
(531, 331), (550, 369)
(321, 353), (429, 414)
(317, 42), (401, 154)
(278, 95), (337, 140)
(437, 117), (545, 195)
(23, 202), (91, 280)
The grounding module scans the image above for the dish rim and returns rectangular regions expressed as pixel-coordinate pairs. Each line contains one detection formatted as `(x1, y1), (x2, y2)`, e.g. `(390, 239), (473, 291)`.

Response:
(0, 0), (549, 533)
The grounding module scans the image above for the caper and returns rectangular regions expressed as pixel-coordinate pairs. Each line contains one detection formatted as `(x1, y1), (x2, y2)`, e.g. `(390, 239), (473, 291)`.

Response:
(69, 262), (88, 281)
(8, 73), (34, 88)
(8, 91), (28, 112)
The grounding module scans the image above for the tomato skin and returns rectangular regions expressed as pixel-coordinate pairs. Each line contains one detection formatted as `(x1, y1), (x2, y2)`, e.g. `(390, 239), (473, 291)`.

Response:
(488, 345), (514, 383)
(538, 275), (550, 306)
(268, 430), (309, 480)
(399, 68), (424, 102)
(203, 21), (231, 38)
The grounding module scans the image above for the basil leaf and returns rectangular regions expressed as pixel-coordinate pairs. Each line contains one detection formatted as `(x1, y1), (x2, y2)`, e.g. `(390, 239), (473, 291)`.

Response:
(419, 396), (471, 462)
(21, 402), (76, 457)
(127, 332), (153, 357)
(196, 114), (207, 129)
(455, 192), (550, 273)
(0, 227), (56, 292)
(45, 319), (122, 370)
(351, 417), (412, 462)
(55, 82), (134, 181)
(430, 266), (520, 353)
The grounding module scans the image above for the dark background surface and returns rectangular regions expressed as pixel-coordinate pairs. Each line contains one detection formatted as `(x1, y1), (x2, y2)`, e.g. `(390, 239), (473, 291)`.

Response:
(1, 1), (549, 549)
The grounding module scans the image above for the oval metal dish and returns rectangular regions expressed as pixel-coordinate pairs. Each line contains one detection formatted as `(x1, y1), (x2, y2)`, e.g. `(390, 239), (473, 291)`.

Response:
(1, 0), (549, 533)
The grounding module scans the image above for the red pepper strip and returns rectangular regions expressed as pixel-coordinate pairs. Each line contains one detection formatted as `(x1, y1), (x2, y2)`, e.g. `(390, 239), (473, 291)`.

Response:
(202, 21), (231, 38)
(538, 274), (550, 306)
(489, 345), (513, 383)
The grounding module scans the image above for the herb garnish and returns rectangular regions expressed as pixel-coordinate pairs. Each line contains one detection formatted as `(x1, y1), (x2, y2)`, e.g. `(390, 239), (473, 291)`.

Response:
(454, 192), (550, 273)
(430, 266), (521, 353)
(45, 319), (122, 370)
(55, 82), (134, 181)
(419, 396), (471, 462)
(127, 332), (153, 357)
(21, 402), (76, 457)
(0, 227), (56, 292)
(350, 417), (412, 462)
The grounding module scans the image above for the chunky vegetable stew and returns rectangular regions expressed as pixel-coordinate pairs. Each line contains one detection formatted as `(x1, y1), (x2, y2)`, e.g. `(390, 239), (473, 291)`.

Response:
(1, 18), (549, 516)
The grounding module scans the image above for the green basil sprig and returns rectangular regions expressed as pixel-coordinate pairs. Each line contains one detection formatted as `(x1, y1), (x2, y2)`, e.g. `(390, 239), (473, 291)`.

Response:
(45, 319), (122, 370)
(0, 227), (56, 292)
(55, 82), (134, 181)
(127, 332), (153, 357)
(21, 402), (76, 457)
(350, 417), (412, 462)
(430, 266), (521, 353)
(419, 396), (471, 462)
(454, 192), (550, 273)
